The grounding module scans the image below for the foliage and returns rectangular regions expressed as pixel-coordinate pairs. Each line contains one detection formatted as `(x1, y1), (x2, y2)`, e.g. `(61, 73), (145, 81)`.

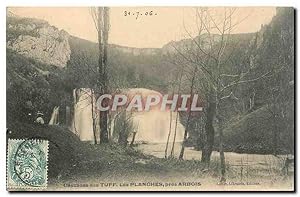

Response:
(6, 8), (294, 154)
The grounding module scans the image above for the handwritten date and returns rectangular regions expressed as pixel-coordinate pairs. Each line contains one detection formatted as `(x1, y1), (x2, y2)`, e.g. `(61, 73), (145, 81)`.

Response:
(124, 11), (157, 19)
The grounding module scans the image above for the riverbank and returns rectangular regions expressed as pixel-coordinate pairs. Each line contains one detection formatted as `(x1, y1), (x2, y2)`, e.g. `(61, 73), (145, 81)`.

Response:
(7, 122), (294, 191)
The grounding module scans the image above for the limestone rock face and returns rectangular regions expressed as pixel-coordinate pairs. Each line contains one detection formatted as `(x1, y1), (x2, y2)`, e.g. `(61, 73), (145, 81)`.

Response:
(7, 16), (71, 68)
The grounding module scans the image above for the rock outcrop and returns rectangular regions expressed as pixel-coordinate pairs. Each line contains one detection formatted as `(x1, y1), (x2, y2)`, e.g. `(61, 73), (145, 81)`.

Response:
(7, 15), (71, 68)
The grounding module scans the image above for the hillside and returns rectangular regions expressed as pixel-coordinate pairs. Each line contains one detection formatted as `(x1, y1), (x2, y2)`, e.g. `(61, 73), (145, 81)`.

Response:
(7, 120), (221, 186)
(219, 7), (294, 154)
(6, 8), (294, 155)
(222, 106), (290, 154)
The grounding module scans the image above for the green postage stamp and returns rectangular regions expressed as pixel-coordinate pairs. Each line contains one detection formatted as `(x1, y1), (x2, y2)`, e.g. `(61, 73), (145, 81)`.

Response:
(6, 139), (48, 190)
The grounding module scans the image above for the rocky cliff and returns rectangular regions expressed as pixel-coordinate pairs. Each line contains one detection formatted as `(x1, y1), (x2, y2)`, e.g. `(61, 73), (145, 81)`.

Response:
(7, 15), (71, 68)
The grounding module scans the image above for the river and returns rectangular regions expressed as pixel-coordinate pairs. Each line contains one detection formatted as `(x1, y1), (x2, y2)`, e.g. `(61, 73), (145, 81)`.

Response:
(136, 143), (287, 171)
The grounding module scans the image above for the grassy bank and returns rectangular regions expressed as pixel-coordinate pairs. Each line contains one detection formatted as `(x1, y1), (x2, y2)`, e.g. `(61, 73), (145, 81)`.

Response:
(6, 122), (216, 182)
(7, 121), (293, 191)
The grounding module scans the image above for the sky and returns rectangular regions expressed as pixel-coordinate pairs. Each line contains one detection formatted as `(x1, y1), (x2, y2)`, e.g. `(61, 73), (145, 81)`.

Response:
(8, 7), (276, 48)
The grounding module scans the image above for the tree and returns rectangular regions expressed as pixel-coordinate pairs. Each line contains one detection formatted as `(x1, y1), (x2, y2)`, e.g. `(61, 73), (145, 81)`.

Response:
(67, 50), (99, 143)
(257, 8), (294, 155)
(179, 65), (197, 160)
(171, 8), (272, 182)
(91, 7), (110, 143)
(164, 56), (184, 158)
(112, 110), (137, 146)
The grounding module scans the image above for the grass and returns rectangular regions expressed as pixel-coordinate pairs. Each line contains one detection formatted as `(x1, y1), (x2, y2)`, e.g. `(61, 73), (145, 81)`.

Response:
(7, 121), (294, 190)
(7, 121), (214, 180)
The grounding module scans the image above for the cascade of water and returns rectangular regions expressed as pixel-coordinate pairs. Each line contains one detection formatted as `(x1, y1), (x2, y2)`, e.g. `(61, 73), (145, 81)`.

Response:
(71, 88), (100, 142)
(49, 106), (60, 125)
(130, 110), (184, 143)
(71, 88), (185, 147)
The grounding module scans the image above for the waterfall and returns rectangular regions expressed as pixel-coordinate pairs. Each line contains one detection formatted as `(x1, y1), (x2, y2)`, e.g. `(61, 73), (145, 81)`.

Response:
(71, 88), (100, 142)
(130, 110), (184, 143)
(70, 88), (185, 147)
(49, 106), (60, 125)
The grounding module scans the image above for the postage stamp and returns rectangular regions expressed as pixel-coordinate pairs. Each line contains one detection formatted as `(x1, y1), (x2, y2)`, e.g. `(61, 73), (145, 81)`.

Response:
(6, 139), (48, 190)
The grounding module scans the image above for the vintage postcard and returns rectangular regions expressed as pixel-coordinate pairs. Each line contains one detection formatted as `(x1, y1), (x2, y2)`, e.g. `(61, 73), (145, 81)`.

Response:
(6, 7), (295, 191)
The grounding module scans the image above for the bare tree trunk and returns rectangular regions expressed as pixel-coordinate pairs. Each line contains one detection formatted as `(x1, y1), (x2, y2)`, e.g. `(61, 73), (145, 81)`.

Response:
(170, 111), (179, 157)
(179, 66), (197, 160)
(179, 112), (191, 160)
(97, 7), (110, 144)
(91, 94), (97, 144)
(272, 113), (279, 156)
(216, 87), (226, 182)
(130, 132), (137, 147)
(201, 100), (215, 166)
(218, 116), (226, 183)
(170, 69), (183, 157)
(107, 113), (113, 141)
(164, 110), (172, 158)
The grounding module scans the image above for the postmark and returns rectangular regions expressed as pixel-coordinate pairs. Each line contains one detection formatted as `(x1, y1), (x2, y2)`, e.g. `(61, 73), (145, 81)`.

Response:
(7, 139), (48, 189)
